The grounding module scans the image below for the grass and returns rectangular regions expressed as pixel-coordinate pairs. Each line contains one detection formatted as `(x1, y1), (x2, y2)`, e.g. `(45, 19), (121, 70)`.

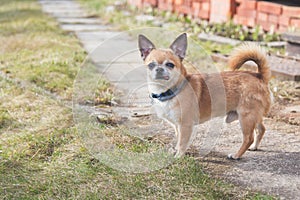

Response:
(0, 0), (85, 100)
(0, 0), (277, 199)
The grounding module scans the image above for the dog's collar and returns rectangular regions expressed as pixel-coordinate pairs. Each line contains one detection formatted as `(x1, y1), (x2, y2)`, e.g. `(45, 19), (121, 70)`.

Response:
(151, 79), (188, 102)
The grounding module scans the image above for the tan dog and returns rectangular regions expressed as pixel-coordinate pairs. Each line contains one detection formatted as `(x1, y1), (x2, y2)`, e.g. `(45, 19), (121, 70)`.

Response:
(138, 33), (271, 160)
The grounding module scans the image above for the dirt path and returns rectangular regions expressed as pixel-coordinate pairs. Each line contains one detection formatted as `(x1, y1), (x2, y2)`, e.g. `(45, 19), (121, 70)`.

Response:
(196, 118), (300, 199)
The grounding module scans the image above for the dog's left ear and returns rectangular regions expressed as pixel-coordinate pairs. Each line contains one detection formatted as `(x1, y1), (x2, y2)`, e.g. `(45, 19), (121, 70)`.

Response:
(138, 34), (156, 61)
(170, 33), (187, 60)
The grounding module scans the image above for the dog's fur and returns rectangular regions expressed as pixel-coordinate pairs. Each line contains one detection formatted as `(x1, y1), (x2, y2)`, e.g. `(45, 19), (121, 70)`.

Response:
(138, 33), (271, 159)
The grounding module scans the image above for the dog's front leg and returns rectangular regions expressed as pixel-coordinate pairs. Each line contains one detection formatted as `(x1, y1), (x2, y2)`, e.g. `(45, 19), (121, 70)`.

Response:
(175, 125), (193, 158)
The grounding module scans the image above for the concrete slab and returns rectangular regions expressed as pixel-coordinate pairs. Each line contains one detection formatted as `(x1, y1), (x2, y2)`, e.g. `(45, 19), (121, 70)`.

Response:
(97, 63), (147, 81)
(76, 31), (121, 42)
(269, 56), (300, 81)
(39, 0), (79, 6)
(57, 17), (102, 24)
(40, 4), (87, 17)
(48, 12), (89, 18)
(60, 24), (108, 32)
(89, 49), (141, 64)
(40, 5), (82, 11)
(77, 31), (137, 54)
(198, 32), (241, 46)
(88, 40), (140, 63)
(99, 63), (136, 82)
(93, 61), (148, 98)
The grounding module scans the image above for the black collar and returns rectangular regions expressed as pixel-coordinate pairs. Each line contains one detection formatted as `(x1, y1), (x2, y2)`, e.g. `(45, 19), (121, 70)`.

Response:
(151, 79), (188, 102)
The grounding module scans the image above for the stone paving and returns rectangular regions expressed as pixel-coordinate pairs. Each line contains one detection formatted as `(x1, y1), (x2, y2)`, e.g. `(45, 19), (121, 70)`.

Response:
(40, 0), (149, 105)
(39, 0), (300, 199)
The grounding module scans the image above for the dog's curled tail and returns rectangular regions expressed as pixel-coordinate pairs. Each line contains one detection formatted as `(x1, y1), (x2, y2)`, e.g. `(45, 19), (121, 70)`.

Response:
(228, 43), (271, 83)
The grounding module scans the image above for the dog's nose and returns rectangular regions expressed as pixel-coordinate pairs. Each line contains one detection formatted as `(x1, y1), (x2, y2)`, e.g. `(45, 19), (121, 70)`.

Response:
(156, 67), (164, 73)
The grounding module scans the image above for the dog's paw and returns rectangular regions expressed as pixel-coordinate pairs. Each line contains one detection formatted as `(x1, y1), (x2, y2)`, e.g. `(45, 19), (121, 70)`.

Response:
(248, 147), (258, 151)
(227, 154), (241, 160)
(168, 146), (177, 155)
(174, 151), (184, 159)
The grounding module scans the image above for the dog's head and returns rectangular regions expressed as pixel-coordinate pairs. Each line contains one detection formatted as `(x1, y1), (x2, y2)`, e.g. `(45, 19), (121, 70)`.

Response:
(138, 33), (188, 91)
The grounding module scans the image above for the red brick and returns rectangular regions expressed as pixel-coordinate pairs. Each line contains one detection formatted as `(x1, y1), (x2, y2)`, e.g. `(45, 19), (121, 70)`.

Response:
(144, 0), (158, 6)
(202, 2), (210, 11)
(199, 9), (210, 19)
(166, 0), (173, 4)
(278, 25), (288, 33)
(192, 2), (200, 17)
(279, 15), (291, 26)
(192, 1), (200, 9)
(127, 0), (144, 8)
(239, 0), (257, 10)
(257, 20), (269, 31)
(234, 15), (255, 27)
(282, 5), (300, 18)
(209, 0), (235, 23)
(291, 18), (300, 28)
(193, 2), (209, 19)
(236, 8), (257, 18)
(158, 0), (174, 11)
(158, 3), (171, 10)
(175, 6), (191, 14)
(233, 15), (242, 25)
(257, 1), (282, 15)
(174, 0), (183, 5)
(192, 1), (210, 19)
(233, 15), (239, 23)
(246, 17), (255, 27)
(268, 14), (279, 24)
(257, 12), (268, 22)
(257, 20), (278, 31)
(177, 0), (192, 6)
(174, 0), (193, 14)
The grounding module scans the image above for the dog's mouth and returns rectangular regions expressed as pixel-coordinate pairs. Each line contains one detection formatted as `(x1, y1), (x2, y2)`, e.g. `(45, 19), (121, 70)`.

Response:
(155, 75), (170, 80)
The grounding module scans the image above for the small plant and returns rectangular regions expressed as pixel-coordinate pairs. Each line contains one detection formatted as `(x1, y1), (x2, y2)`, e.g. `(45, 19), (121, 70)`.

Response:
(94, 79), (116, 106)
(0, 109), (13, 129)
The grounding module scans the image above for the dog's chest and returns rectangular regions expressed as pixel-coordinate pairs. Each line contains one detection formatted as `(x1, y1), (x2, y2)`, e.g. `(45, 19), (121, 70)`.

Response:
(152, 100), (180, 124)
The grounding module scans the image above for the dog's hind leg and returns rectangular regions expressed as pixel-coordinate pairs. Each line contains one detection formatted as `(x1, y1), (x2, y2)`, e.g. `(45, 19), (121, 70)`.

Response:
(249, 122), (265, 151)
(228, 113), (256, 160)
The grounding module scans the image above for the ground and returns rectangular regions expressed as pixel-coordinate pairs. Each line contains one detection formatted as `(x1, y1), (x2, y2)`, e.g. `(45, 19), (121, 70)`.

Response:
(0, 0), (299, 199)
(76, 0), (300, 199)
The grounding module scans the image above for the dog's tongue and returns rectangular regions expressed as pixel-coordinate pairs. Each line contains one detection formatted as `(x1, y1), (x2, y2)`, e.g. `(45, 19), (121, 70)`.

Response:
(164, 76), (169, 80)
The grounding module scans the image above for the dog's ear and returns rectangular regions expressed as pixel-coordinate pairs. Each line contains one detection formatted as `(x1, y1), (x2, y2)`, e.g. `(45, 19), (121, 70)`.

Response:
(170, 33), (187, 60)
(138, 34), (156, 61)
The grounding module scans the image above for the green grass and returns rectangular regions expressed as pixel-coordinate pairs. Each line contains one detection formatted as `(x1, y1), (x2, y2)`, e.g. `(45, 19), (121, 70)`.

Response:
(0, 0), (85, 100)
(0, 0), (277, 199)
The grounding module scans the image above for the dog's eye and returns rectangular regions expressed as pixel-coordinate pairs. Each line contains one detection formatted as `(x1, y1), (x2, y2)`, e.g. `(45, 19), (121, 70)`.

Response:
(148, 62), (156, 70)
(165, 62), (175, 68)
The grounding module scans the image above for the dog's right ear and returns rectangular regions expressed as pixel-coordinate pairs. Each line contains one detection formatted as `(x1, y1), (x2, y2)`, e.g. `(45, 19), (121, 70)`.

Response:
(138, 34), (156, 61)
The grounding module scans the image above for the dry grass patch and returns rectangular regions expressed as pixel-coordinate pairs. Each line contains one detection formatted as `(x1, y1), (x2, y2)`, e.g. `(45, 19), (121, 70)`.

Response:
(0, 0), (85, 100)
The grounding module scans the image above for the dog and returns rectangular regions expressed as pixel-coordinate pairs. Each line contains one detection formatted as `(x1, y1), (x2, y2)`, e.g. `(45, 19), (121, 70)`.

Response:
(138, 33), (271, 160)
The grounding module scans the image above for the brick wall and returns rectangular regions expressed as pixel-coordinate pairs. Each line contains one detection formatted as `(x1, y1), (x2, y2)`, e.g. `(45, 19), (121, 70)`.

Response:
(128, 0), (300, 33)
(235, 0), (300, 32)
